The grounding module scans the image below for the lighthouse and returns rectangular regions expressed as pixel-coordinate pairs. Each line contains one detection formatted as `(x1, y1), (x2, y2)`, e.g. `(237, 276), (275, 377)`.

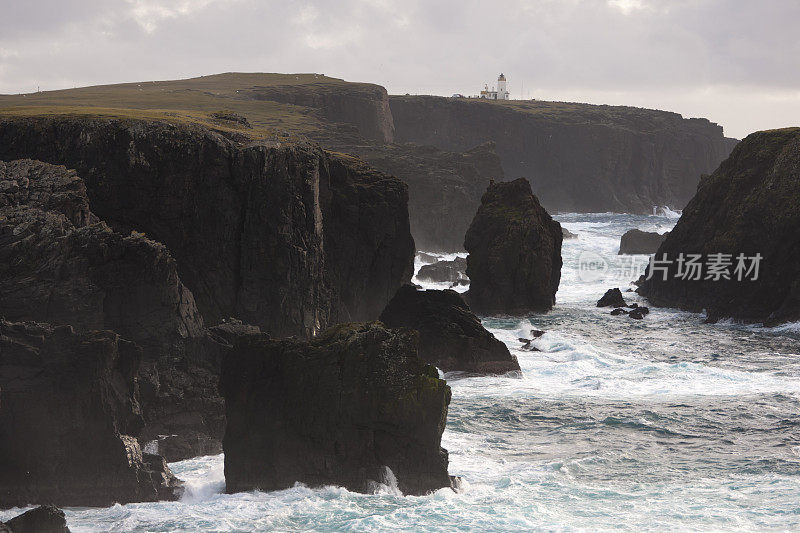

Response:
(497, 73), (509, 100)
(479, 74), (511, 100)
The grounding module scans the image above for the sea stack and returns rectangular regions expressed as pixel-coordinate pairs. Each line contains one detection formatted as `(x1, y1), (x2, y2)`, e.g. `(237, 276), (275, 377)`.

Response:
(464, 178), (563, 314)
(379, 285), (520, 374)
(220, 322), (452, 496)
(638, 128), (800, 324)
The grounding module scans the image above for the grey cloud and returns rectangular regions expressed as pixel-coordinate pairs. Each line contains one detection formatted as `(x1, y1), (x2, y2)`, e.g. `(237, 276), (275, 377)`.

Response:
(0, 0), (798, 138)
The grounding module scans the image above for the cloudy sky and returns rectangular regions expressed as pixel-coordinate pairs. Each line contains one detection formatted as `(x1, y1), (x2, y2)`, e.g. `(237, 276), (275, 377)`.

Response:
(1, 0), (798, 138)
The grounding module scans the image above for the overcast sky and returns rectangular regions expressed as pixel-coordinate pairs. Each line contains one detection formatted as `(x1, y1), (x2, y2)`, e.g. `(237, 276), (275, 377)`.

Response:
(1, 0), (798, 138)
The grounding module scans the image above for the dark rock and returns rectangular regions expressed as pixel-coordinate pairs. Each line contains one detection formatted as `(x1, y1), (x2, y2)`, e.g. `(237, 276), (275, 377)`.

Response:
(530, 329), (546, 338)
(450, 279), (469, 288)
(0, 116), (414, 338)
(628, 303), (639, 309)
(597, 288), (628, 308)
(610, 308), (628, 315)
(220, 322), (451, 496)
(209, 110), (251, 128)
(321, 155), (415, 324)
(2, 505), (70, 533)
(629, 307), (649, 319)
(464, 179), (563, 314)
(0, 159), (224, 462)
(417, 257), (467, 284)
(379, 285), (520, 374)
(389, 95), (738, 215)
(618, 229), (669, 255)
(0, 159), (204, 355)
(638, 128), (800, 324)
(518, 338), (540, 351)
(562, 227), (578, 239)
(0, 320), (182, 508)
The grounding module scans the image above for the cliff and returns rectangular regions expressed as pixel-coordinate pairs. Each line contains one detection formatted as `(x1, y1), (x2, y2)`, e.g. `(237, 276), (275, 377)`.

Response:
(390, 96), (738, 214)
(639, 128), (800, 324)
(0, 320), (183, 507)
(0, 115), (413, 338)
(0, 73), (737, 250)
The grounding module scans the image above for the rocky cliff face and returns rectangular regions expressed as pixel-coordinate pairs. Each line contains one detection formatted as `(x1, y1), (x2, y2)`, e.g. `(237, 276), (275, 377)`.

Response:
(0, 320), (182, 507)
(0, 116), (413, 338)
(240, 81), (395, 142)
(390, 96), (739, 214)
(0, 159), (204, 355)
(465, 178), (563, 314)
(639, 128), (800, 324)
(220, 322), (452, 495)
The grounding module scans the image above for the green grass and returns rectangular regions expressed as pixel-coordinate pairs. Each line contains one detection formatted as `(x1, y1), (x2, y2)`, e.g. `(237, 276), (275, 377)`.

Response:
(0, 72), (379, 139)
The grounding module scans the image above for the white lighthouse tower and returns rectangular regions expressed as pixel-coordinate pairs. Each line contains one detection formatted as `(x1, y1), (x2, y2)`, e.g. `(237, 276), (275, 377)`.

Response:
(497, 73), (509, 100)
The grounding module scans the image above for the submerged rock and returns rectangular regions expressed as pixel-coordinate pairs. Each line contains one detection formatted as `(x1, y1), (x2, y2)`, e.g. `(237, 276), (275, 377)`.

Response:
(416, 257), (468, 284)
(638, 128), (800, 324)
(618, 229), (669, 255)
(597, 288), (628, 308)
(0, 320), (182, 508)
(1, 505), (70, 533)
(379, 285), (520, 374)
(464, 178), (563, 314)
(220, 322), (451, 496)
(629, 307), (650, 319)
(562, 227), (578, 239)
(610, 308), (628, 315)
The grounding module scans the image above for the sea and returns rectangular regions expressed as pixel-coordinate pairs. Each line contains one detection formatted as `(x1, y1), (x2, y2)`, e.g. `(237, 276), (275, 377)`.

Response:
(4, 211), (800, 532)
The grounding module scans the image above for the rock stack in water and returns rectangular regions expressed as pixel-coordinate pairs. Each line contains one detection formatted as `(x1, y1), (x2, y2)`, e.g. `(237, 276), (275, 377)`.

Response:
(379, 285), (519, 374)
(464, 178), (563, 314)
(618, 229), (669, 255)
(220, 322), (452, 496)
(0, 505), (71, 532)
(639, 128), (800, 324)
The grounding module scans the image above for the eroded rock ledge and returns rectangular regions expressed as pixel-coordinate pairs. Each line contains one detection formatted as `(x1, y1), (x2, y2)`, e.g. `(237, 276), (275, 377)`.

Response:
(380, 285), (519, 374)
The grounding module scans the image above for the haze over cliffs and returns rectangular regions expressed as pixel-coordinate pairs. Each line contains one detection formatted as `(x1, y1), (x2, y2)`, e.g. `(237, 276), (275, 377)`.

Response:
(0, 72), (737, 250)
(390, 96), (739, 215)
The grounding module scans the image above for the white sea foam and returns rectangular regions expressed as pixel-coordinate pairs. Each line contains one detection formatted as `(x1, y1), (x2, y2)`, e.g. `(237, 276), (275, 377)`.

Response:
(25, 212), (800, 532)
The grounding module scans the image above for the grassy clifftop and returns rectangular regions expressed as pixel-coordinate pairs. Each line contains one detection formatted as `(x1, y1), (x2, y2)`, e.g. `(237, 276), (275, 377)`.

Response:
(0, 72), (386, 140)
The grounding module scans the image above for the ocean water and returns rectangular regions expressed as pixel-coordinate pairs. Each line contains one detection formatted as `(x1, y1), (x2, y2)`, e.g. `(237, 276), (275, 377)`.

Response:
(4, 212), (800, 532)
